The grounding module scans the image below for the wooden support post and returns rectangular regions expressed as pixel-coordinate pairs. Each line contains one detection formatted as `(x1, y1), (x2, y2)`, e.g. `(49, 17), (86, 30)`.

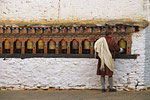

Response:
(33, 41), (36, 54)
(79, 41), (82, 54)
(67, 42), (70, 54)
(10, 42), (13, 54)
(0, 40), (2, 54)
(21, 42), (25, 54)
(56, 42), (59, 54)
(44, 42), (47, 54)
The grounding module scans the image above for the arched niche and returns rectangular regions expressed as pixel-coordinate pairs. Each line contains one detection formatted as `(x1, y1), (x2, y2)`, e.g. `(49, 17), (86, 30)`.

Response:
(59, 39), (67, 54)
(70, 39), (79, 54)
(118, 39), (127, 54)
(2, 39), (11, 54)
(14, 39), (22, 54)
(82, 39), (90, 54)
(36, 39), (44, 54)
(47, 39), (56, 54)
(25, 39), (33, 54)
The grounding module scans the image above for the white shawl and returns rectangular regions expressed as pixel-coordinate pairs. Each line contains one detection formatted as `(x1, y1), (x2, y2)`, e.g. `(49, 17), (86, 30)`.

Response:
(94, 37), (114, 71)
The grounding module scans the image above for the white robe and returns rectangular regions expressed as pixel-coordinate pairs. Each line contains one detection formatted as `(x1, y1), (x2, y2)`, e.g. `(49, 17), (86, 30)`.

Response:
(94, 37), (114, 71)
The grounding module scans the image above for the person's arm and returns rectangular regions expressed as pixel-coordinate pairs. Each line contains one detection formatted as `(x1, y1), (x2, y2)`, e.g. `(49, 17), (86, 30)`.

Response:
(113, 40), (124, 53)
(96, 52), (99, 59)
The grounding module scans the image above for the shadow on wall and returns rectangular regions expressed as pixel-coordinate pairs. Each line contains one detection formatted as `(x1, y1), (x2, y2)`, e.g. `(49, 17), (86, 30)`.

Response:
(144, 26), (150, 88)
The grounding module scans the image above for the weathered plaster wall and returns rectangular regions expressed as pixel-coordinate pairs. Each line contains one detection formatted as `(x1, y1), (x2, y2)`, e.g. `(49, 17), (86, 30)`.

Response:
(0, 0), (145, 24)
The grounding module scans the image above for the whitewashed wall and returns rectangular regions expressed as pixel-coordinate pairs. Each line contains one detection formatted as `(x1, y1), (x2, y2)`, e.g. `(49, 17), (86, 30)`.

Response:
(0, 29), (147, 90)
(0, 0), (149, 90)
(0, 0), (145, 23)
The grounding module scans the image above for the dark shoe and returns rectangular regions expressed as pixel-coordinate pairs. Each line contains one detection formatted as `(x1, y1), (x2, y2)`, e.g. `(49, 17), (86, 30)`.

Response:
(102, 89), (106, 92)
(109, 88), (117, 92)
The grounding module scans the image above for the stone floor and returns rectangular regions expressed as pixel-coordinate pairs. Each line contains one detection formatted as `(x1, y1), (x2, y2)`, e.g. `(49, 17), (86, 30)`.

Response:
(0, 89), (150, 100)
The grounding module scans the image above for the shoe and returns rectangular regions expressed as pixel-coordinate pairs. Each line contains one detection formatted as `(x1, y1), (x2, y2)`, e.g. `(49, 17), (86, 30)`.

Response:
(102, 89), (106, 92)
(109, 88), (117, 92)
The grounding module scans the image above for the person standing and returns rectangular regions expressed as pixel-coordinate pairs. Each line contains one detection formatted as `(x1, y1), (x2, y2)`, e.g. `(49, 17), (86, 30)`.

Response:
(94, 32), (123, 92)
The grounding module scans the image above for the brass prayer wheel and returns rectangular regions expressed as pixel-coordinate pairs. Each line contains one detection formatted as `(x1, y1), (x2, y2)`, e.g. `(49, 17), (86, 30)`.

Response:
(84, 40), (90, 49)
(4, 40), (10, 49)
(61, 40), (67, 49)
(38, 40), (44, 49)
(49, 40), (56, 49)
(16, 40), (22, 49)
(27, 40), (33, 49)
(119, 39), (127, 49)
(72, 40), (78, 49)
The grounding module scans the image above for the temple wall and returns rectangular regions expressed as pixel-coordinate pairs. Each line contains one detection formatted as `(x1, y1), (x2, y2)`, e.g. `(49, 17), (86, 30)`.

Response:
(0, 0), (149, 90)
(0, 0), (144, 23)
(0, 29), (146, 90)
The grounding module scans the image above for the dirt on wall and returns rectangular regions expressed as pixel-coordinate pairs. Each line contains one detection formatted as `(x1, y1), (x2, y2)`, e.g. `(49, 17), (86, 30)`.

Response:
(0, 18), (148, 28)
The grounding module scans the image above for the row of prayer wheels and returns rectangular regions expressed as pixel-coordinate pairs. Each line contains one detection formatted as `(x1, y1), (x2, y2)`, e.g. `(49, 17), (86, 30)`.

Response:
(3, 39), (91, 50)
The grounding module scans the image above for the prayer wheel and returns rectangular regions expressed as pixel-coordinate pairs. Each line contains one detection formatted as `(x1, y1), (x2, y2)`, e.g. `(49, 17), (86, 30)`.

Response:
(49, 40), (56, 49)
(119, 39), (126, 49)
(72, 40), (78, 49)
(61, 40), (67, 49)
(4, 40), (10, 49)
(16, 40), (21, 49)
(27, 40), (33, 49)
(38, 40), (44, 49)
(84, 40), (90, 49)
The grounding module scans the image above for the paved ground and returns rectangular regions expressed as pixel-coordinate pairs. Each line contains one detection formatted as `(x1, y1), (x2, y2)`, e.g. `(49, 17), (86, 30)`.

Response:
(0, 90), (150, 100)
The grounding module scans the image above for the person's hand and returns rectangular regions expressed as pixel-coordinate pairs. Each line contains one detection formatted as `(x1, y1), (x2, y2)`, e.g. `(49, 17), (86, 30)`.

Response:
(119, 48), (124, 53)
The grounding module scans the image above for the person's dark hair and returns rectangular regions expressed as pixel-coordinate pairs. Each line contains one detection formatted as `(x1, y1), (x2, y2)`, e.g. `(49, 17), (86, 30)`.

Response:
(105, 32), (111, 36)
